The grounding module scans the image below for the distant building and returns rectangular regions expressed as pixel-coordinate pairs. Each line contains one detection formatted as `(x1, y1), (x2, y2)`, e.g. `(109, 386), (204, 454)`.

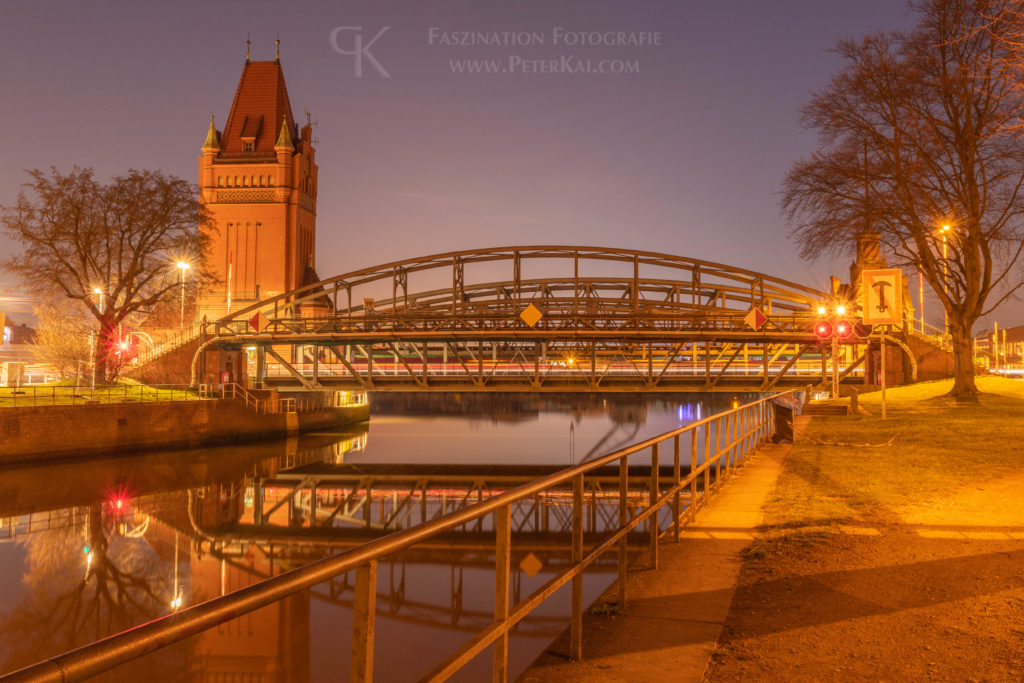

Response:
(1, 316), (35, 346)
(976, 325), (1024, 363)
(197, 50), (319, 321)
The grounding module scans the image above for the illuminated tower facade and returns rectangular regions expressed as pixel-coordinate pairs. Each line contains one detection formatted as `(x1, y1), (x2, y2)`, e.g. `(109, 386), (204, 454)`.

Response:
(197, 52), (318, 321)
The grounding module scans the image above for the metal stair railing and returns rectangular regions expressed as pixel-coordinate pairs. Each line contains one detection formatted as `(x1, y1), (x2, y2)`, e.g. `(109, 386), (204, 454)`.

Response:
(131, 323), (203, 368)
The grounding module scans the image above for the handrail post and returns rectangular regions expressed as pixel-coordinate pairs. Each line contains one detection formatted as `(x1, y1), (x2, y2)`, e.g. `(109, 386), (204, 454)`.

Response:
(672, 434), (680, 542)
(493, 504), (511, 683)
(570, 474), (583, 660)
(726, 411), (734, 471)
(618, 457), (628, 608)
(713, 419), (721, 488)
(703, 423), (711, 499)
(352, 560), (378, 682)
(650, 443), (659, 569)
(690, 430), (698, 519)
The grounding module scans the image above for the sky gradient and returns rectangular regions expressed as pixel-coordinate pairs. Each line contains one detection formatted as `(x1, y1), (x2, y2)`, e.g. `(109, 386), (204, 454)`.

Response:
(5, 0), (1011, 330)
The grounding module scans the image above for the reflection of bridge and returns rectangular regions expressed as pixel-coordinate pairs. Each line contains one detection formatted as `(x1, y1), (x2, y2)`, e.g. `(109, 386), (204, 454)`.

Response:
(194, 246), (857, 391)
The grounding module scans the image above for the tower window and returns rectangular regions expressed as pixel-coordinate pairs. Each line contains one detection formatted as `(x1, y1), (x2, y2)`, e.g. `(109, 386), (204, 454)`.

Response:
(243, 141), (254, 152)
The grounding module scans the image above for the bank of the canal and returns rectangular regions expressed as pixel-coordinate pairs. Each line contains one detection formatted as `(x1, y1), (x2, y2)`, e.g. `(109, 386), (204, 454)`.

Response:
(0, 394), (369, 464)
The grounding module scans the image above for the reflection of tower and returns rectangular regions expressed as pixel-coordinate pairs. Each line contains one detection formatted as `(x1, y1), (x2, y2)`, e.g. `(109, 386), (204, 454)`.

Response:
(190, 553), (311, 682)
(197, 48), (319, 321)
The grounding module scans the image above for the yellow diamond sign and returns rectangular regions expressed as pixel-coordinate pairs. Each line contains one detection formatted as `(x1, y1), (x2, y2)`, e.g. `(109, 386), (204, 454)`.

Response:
(520, 552), (543, 577)
(520, 303), (543, 328)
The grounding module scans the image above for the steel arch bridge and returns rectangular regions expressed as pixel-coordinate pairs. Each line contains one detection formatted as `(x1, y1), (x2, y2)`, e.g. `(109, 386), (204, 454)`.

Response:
(194, 246), (848, 392)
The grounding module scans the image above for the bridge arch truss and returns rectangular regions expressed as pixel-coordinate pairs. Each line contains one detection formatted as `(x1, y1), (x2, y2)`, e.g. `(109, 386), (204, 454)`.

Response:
(197, 246), (851, 391)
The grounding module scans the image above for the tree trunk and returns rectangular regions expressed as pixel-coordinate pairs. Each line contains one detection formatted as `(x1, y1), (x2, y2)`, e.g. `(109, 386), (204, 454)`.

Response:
(92, 317), (115, 385)
(947, 318), (978, 399)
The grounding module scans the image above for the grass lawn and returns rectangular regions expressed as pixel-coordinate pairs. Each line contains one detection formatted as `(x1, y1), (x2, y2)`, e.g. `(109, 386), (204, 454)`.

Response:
(0, 381), (199, 407)
(763, 376), (1024, 528)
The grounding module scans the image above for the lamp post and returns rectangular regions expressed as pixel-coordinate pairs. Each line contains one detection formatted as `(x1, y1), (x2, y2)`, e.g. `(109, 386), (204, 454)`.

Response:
(177, 262), (190, 330)
(918, 269), (924, 333)
(941, 225), (950, 336)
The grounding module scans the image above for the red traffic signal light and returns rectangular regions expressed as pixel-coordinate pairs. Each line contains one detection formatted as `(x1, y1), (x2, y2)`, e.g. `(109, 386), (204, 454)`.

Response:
(814, 320), (833, 340)
(834, 320), (853, 338)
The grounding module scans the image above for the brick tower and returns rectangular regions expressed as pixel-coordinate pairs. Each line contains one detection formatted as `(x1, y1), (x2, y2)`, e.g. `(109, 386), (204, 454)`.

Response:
(197, 50), (318, 321)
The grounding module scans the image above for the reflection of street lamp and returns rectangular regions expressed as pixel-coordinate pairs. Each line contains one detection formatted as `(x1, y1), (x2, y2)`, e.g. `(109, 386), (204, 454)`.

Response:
(941, 224), (950, 335)
(177, 262), (190, 329)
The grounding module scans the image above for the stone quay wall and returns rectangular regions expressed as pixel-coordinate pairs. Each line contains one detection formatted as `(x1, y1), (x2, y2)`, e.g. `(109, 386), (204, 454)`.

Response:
(0, 399), (369, 465)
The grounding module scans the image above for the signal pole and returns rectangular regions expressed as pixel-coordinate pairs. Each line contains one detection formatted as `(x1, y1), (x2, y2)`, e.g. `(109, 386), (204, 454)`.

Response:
(832, 335), (839, 398)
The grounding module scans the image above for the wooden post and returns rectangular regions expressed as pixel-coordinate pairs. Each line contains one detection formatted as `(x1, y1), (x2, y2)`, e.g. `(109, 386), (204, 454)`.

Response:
(493, 505), (511, 682)
(352, 560), (377, 682)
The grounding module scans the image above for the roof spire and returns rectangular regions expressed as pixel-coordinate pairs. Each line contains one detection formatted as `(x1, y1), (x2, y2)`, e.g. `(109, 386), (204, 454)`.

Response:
(274, 115), (293, 151)
(245, 32), (251, 63)
(275, 31), (280, 62)
(202, 114), (220, 152)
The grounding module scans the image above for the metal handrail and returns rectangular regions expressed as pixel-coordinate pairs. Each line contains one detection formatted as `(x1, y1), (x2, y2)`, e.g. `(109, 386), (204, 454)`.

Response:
(130, 323), (203, 367)
(0, 391), (791, 683)
(0, 384), (202, 408)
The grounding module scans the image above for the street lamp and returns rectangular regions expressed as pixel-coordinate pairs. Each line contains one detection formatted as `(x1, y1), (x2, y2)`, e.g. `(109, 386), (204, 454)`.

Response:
(92, 287), (104, 311)
(177, 262), (190, 330)
(941, 225), (950, 335)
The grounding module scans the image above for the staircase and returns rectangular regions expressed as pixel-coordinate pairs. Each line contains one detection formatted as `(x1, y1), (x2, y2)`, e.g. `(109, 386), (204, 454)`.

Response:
(131, 323), (203, 369)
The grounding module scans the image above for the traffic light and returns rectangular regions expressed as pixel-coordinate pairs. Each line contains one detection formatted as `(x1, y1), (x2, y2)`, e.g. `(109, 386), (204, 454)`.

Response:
(813, 301), (859, 341)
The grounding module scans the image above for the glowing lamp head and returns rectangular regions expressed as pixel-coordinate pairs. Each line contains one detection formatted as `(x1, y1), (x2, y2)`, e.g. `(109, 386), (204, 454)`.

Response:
(817, 305), (827, 316)
(941, 224), (950, 233)
(93, 288), (102, 296)
(835, 320), (852, 338)
(814, 321), (834, 340)
(177, 261), (190, 271)
(835, 305), (846, 315)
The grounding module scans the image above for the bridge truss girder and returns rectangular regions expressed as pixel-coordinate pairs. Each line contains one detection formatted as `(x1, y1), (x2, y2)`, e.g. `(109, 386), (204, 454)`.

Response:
(195, 246), (851, 391)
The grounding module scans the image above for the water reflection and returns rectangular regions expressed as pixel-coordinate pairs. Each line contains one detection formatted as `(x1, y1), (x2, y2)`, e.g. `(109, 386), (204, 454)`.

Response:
(0, 393), (744, 681)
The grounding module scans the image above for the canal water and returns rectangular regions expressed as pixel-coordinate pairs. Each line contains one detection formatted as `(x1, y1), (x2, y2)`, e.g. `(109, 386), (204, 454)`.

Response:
(0, 393), (747, 682)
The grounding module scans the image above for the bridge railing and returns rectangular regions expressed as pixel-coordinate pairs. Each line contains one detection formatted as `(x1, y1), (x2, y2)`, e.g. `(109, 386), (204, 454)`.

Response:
(0, 391), (793, 683)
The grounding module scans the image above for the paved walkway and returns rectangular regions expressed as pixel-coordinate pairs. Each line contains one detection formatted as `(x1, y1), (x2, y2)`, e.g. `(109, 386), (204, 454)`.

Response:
(520, 416), (809, 683)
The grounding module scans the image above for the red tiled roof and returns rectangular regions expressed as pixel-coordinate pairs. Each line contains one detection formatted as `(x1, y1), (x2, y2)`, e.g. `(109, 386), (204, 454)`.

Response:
(219, 61), (296, 155)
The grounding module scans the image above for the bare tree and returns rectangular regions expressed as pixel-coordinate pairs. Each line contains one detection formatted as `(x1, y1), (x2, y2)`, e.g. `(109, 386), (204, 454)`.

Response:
(782, 0), (1024, 398)
(29, 298), (91, 381)
(1, 168), (210, 383)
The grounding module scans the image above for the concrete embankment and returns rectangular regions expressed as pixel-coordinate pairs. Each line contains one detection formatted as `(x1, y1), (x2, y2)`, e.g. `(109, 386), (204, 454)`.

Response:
(0, 399), (369, 465)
